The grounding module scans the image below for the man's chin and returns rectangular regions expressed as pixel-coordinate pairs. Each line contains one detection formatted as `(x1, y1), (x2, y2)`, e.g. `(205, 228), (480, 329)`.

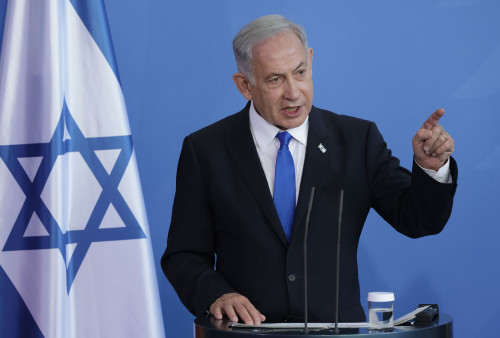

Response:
(278, 122), (306, 130)
(279, 113), (309, 130)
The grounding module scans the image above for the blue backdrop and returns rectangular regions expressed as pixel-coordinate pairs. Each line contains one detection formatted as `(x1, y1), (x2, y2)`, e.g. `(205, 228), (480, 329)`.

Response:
(6, 0), (498, 337)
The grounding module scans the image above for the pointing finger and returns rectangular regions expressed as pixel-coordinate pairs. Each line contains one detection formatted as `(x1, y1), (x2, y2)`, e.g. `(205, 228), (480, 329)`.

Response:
(422, 108), (445, 130)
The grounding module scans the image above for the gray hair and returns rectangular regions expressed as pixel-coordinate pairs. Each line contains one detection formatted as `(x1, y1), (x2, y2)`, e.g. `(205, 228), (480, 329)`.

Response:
(232, 15), (308, 84)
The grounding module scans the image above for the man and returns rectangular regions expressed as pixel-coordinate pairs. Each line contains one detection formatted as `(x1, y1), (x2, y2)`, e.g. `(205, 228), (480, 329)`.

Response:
(162, 15), (457, 325)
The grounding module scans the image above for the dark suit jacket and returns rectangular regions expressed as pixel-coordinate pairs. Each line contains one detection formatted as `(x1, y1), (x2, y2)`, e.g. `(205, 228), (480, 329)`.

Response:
(162, 103), (457, 323)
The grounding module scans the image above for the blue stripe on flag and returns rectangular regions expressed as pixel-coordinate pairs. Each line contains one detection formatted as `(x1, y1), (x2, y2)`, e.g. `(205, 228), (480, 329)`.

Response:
(69, 0), (121, 82)
(0, 0), (7, 55)
(0, 266), (44, 338)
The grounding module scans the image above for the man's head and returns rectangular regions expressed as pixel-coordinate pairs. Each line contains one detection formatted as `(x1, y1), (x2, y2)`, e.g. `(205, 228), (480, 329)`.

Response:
(232, 15), (314, 130)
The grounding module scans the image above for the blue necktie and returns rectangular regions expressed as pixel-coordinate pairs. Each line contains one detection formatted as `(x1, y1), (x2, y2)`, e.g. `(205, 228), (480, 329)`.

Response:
(274, 131), (296, 241)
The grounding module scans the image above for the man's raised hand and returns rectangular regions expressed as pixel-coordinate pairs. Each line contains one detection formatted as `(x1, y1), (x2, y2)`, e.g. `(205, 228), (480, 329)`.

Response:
(413, 108), (454, 171)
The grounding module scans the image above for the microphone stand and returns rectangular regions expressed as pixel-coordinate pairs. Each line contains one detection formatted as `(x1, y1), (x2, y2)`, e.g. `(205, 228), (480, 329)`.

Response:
(303, 186), (315, 335)
(334, 190), (344, 334)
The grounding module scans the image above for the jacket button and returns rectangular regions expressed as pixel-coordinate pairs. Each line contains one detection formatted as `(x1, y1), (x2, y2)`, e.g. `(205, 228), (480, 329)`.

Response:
(287, 274), (296, 282)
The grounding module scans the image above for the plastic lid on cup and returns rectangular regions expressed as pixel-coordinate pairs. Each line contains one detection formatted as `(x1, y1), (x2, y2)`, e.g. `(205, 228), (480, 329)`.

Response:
(367, 292), (395, 302)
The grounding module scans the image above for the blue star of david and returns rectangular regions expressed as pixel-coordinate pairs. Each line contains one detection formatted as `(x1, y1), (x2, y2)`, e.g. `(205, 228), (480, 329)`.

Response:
(0, 100), (146, 292)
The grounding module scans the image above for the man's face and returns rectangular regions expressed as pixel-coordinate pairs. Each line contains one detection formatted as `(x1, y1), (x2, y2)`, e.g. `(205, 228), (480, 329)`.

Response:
(235, 30), (314, 129)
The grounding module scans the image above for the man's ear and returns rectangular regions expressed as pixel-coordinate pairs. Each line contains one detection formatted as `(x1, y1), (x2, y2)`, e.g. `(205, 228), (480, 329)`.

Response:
(233, 73), (253, 101)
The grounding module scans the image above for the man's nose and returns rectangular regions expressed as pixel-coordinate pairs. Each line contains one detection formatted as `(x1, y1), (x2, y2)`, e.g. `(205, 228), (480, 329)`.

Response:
(283, 78), (300, 101)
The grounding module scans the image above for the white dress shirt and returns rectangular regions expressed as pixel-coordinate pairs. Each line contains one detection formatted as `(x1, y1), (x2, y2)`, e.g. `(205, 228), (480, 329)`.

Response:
(248, 102), (451, 203)
(249, 102), (307, 204)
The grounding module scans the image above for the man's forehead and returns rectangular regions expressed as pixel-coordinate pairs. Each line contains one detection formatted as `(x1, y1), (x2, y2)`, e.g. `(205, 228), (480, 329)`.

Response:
(252, 31), (308, 71)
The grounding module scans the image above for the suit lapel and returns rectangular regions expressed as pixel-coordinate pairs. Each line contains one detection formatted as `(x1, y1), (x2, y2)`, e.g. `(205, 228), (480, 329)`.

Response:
(226, 105), (288, 246)
(292, 107), (335, 238)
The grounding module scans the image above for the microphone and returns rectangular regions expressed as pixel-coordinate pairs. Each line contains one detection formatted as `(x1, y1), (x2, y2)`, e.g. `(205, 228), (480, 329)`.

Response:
(334, 190), (344, 334)
(303, 186), (315, 335)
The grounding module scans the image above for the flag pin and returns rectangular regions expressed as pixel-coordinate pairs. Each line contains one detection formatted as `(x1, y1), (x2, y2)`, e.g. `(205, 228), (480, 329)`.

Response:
(318, 143), (327, 153)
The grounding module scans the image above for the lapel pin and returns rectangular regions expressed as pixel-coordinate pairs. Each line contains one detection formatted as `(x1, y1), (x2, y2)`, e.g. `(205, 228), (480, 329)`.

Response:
(318, 143), (327, 153)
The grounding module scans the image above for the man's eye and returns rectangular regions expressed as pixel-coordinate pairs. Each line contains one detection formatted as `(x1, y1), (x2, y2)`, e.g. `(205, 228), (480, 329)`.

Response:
(267, 77), (283, 86)
(296, 69), (306, 77)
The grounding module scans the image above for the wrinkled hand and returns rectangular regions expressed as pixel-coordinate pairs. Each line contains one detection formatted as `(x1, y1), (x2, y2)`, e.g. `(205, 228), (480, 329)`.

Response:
(209, 292), (266, 325)
(413, 109), (454, 171)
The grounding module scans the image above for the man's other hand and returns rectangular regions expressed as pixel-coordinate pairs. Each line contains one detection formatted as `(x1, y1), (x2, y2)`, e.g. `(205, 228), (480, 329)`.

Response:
(413, 108), (454, 171)
(209, 292), (266, 325)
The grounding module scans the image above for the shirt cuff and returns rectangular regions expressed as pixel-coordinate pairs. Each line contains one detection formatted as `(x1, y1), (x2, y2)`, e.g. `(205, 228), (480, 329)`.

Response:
(415, 159), (452, 184)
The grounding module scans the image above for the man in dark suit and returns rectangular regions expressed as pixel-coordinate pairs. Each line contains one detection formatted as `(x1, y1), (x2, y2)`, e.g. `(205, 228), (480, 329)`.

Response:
(161, 15), (457, 325)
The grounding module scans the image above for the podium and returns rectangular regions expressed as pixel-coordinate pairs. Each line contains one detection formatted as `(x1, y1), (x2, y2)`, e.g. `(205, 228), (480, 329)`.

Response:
(194, 314), (453, 337)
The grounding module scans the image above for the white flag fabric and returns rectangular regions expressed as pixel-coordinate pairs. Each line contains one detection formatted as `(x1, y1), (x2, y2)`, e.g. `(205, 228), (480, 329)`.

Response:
(0, 0), (165, 337)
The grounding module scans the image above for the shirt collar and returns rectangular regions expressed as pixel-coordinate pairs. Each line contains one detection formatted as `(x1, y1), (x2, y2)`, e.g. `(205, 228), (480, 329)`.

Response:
(249, 101), (309, 150)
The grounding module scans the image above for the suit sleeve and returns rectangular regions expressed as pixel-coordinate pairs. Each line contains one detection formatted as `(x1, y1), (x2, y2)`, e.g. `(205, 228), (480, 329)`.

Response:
(161, 136), (237, 317)
(365, 122), (458, 238)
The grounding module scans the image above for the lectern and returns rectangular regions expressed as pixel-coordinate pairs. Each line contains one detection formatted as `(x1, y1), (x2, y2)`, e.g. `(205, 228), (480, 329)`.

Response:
(194, 314), (453, 338)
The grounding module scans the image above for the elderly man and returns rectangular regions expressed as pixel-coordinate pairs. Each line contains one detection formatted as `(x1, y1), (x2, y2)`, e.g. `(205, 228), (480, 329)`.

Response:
(162, 14), (457, 325)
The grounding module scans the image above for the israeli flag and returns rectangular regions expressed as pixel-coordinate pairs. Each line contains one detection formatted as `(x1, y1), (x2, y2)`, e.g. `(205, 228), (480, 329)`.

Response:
(0, 0), (165, 337)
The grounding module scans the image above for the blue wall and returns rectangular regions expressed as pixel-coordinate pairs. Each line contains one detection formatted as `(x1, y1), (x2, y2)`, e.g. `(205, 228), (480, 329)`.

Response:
(104, 1), (500, 337)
